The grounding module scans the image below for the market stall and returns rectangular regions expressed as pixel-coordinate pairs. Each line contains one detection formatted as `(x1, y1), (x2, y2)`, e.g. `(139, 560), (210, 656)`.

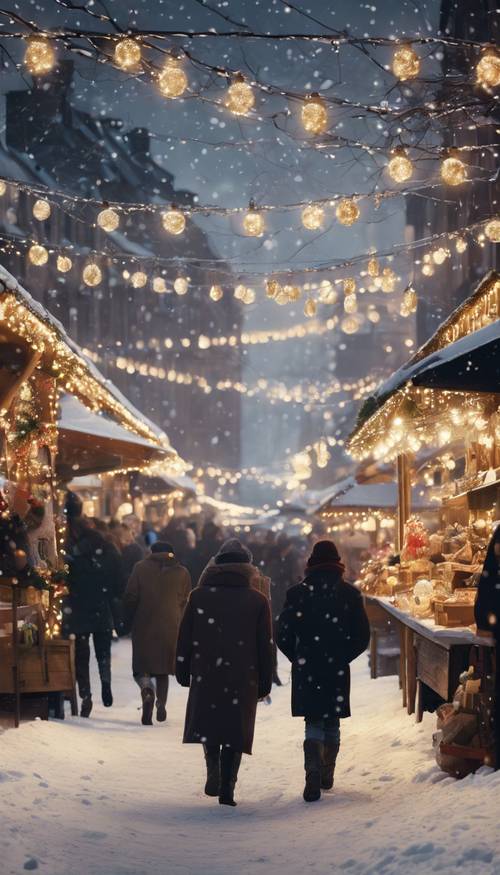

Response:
(0, 264), (180, 725)
(347, 271), (499, 766)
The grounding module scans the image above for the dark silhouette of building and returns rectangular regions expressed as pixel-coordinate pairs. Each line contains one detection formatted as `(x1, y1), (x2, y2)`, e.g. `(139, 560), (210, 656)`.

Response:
(0, 62), (242, 469)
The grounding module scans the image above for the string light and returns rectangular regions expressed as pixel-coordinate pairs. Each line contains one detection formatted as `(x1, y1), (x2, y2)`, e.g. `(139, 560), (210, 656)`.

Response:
(24, 37), (55, 75)
(301, 204), (325, 230)
(304, 298), (317, 318)
(153, 276), (167, 293)
(114, 38), (142, 71)
(225, 76), (255, 116)
(28, 244), (49, 266)
(367, 308), (380, 324)
(301, 94), (328, 134)
(344, 294), (358, 314)
(485, 219), (500, 243)
(0, 181), (6, 197)
(336, 198), (360, 226)
(476, 52), (500, 89)
(174, 276), (188, 295)
(32, 199), (51, 221)
(343, 277), (356, 295)
(209, 284), (223, 302)
(401, 286), (418, 316)
(367, 257), (380, 277)
(392, 46), (420, 80)
(82, 263), (102, 287)
(432, 246), (449, 264)
(341, 315), (360, 334)
(266, 279), (281, 299)
(162, 208), (186, 235)
(441, 155), (467, 186)
(158, 57), (188, 98)
(56, 255), (72, 273)
(455, 237), (468, 253)
(131, 271), (148, 289)
(243, 202), (265, 237)
(97, 208), (120, 232)
(387, 149), (413, 183)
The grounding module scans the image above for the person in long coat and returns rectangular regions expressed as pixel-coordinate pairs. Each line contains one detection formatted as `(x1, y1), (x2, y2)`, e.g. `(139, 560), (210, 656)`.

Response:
(64, 517), (126, 717)
(124, 541), (191, 725)
(474, 524), (500, 768)
(277, 539), (370, 802)
(175, 539), (274, 807)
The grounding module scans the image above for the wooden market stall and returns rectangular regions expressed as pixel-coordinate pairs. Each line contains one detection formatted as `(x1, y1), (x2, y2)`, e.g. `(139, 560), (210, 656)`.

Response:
(0, 264), (179, 725)
(347, 271), (499, 766)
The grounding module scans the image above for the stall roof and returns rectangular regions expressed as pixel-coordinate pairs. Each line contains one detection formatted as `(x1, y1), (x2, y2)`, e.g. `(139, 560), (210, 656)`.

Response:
(59, 395), (163, 449)
(318, 480), (433, 514)
(349, 271), (500, 446)
(0, 264), (176, 456)
(412, 320), (500, 394)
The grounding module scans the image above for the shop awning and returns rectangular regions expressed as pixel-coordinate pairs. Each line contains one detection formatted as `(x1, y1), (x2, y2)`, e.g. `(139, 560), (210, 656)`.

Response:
(57, 395), (168, 479)
(412, 321), (500, 394)
(318, 480), (433, 514)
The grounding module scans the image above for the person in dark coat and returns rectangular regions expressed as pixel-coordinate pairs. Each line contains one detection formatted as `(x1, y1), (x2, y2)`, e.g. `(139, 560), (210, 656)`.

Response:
(175, 539), (274, 807)
(267, 534), (304, 686)
(124, 542), (191, 725)
(64, 518), (126, 717)
(474, 524), (500, 769)
(277, 539), (370, 802)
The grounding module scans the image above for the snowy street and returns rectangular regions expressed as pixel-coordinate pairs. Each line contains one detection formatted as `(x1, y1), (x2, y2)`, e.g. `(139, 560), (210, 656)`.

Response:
(2, 641), (499, 875)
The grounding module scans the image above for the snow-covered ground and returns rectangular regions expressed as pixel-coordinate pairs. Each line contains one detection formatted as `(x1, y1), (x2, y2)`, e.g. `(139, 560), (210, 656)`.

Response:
(2, 641), (499, 875)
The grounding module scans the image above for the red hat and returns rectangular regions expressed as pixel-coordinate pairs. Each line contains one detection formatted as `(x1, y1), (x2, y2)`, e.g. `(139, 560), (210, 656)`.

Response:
(307, 539), (342, 568)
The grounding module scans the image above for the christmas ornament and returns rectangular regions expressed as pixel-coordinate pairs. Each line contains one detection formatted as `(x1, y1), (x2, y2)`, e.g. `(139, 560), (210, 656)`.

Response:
(392, 46), (420, 80)
(24, 38), (55, 75)
(97, 208), (120, 232)
(28, 244), (48, 266)
(336, 198), (360, 226)
(82, 263), (102, 287)
(301, 204), (325, 230)
(162, 209), (186, 235)
(441, 156), (467, 185)
(225, 77), (255, 115)
(32, 199), (51, 221)
(158, 58), (188, 98)
(114, 38), (141, 71)
(57, 255), (72, 273)
(301, 94), (328, 134)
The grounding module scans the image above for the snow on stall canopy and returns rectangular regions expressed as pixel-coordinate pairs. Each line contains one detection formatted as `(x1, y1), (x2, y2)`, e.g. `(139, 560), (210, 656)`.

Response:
(412, 321), (500, 394)
(316, 480), (433, 515)
(0, 262), (177, 454)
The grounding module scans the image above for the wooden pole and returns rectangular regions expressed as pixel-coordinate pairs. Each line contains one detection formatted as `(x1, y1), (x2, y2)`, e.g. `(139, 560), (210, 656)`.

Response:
(396, 452), (411, 553)
(0, 350), (42, 416)
(12, 584), (20, 728)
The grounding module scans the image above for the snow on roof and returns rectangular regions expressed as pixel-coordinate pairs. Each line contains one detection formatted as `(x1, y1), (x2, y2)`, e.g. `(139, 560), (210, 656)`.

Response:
(58, 395), (163, 450)
(320, 480), (432, 512)
(0, 262), (175, 452)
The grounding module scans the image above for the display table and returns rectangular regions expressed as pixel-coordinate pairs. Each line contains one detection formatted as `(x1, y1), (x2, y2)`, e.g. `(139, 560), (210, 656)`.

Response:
(364, 595), (495, 722)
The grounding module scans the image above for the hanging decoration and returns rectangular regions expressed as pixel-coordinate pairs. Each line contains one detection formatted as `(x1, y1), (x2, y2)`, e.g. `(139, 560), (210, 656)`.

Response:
(301, 94), (328, 134)
(400, 286), (418, 317)
(56, 255), (72, 273)
(173, 276), (189, 295)
(131, 271), (148, 289)
(209, 284), (224, 302)
(476, 52), (500, 89)
(387, 149), (413, 183)
(484, 219), (500, 243)
(97, 208), (120, 232)
(336, 198), (360, 226)
(242, 202), (265, 237)
(392, 46), (420, 80)
(153, 276), (167, 293)
(225, 76), (255, 115)
(82, 263), (102, 287)
(24, 37), (56, 75)
(32, 199), (51, 221)
(304, 298), (317, 318)
(114, 38), (142, 71)
(28, 244), (48, 266)
(158, 57), (188, 98)
(441, 156), (467, 186)
(162, 208), (186, 235)
(301, 204), (325, 230)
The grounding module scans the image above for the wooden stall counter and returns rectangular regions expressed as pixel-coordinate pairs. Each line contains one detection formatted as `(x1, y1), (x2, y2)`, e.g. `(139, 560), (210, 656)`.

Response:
(364, 595), (494, 723)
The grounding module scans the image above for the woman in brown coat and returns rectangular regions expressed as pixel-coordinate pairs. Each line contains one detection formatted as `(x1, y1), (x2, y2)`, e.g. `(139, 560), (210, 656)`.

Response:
(124, 542), (191, 725)
(176, 539), (274, 806)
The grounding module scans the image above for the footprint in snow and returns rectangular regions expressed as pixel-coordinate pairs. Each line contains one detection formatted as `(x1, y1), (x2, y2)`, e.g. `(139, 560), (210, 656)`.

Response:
(378, 774), (394, 782)
(82, 831), (107, 840)
(23, 859), (39, 871)
(0, 771), (24, 783)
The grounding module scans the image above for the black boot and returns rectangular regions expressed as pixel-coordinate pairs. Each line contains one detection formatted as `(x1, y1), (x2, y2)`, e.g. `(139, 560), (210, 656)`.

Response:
(80, 696), (93, 718)
(141, 687), (155, 725)
(219, 748), (242, 807)
(101, 682), (113, 707)
(303, 740), (323, 802)
(272, 672), (283, 687)
(203, 745), (220, 797)
(321, 742), (339, 790)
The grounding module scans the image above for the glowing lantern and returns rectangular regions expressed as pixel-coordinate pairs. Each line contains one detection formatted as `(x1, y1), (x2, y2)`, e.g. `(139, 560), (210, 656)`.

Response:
(24, 38), (55, 75)
(225, 77), (255, 116)
(158, 58), (188, 98)
(82, 263), (102, 286)
(97, 208), (120, 232)
(476, 53), (500, 89)
(32, 199), (51, 221)
(392, 46), (420, 80)
(162, 209), (186, 235)
(174, 277), (188, 295)
(336, 198), (360, 226)
(243, 203), (265, 237)
(301, 204), (325, 230)
(301, 94), (328, 134)
(28, 244), (48, 266)
(114, 38), (141, 71)
(57, 255), (72, 273)
(441, 156), (467, 186)
(209, 284), (223, 301)
(131, 271), (148, 288)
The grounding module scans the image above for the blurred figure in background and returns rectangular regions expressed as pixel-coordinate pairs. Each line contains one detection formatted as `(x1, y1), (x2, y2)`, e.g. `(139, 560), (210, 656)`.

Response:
(124, 541), (191, 725)
(267, 533), (304, 685)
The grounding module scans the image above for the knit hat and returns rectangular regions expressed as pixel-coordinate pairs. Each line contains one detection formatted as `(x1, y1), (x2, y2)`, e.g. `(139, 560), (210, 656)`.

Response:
(151, 541), (174, 555)
(307, 539), (342, 568)
(215, 538), (252, 565)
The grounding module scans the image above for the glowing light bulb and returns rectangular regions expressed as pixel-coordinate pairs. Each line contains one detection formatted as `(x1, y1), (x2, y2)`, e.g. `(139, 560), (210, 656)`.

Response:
(174, 277), (188, 295)
(24, 37), (55, 75)
(131, 271), (148, 288)
(28, 244), (49, 266)
(367, 257), (379, 277)
(82, 263), (102, 287)
(301, 204), (325, 230)
(57, 255), (72, 273)
(0, 181), (6, 196)
(336, 198), (360, 226)
(341, 316), (360, 334)
(114, 38), (141, 71)
(476, 53), (500, 89)
(225, 77), (255, 116)
(403, 286), (417, 313)
(343, 277), (356, 295)
(367, 309), (380, 323)
(441, 156), (467, 186)
(387, 150), (413, 182)
(158, 58), (187, 98)
(209, 284), (223, 302)
(266, 279), (281, 299)
(32, 199), (51, 221)
(301, 94), (328, 134)
(162, 209), (186, 235)
(432, 247), (449, 264)
(455, 237), (467, 253)
(304, 298), (317, 318)
(392, 46), (420, 80)
(97, 208), (120, 232)
(485, 219), (500, 243)
(243, 205), (265, 237)
(153, 277), (167, 294)
(344, 294), (358, 314)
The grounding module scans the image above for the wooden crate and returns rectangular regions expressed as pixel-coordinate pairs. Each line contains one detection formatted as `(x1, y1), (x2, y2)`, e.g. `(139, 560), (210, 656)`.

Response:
(0, 639), (75, 694)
